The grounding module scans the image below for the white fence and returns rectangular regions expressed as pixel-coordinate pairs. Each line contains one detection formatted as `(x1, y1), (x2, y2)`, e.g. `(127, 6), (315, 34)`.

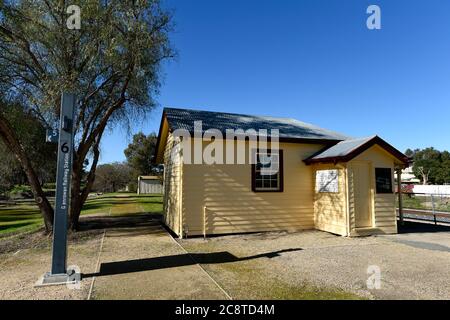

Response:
(412, 185), (450, 195)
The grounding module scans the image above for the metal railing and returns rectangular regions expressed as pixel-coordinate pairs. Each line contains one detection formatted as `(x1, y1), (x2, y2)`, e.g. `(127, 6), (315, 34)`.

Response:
(396, 192), (450, 225)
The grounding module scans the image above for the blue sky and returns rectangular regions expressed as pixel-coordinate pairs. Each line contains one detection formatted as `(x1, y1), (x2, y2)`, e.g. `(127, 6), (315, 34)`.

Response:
(99, 0), (450, 164)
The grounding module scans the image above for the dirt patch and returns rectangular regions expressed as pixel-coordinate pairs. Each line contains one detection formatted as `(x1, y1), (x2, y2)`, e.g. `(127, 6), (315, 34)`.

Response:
(0, 216), (108, 299)
(0, 225), (104, 255)
(0, 233), (102, 300)
(0, 229), (49, 255)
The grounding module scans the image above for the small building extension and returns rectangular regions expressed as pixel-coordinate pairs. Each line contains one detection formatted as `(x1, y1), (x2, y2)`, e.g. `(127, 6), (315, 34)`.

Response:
(137, 176), (163, 195)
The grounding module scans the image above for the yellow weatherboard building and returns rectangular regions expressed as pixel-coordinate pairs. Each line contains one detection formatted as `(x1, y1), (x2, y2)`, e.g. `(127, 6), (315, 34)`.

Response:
(155, 108), (408, 238)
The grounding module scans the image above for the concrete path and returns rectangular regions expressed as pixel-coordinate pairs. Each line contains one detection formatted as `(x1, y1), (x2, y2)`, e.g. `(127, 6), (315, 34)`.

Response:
(381, 222), (450, 253)
(87, 215), (229, 300)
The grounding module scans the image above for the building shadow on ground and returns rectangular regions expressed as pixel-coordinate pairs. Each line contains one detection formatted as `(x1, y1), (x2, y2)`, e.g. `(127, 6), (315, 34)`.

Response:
(397, 221), (450, 234)
(82, 248), (302, 279)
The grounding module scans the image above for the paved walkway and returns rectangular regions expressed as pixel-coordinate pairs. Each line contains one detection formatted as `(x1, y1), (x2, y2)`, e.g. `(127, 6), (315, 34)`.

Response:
(86, 214), (229, 300)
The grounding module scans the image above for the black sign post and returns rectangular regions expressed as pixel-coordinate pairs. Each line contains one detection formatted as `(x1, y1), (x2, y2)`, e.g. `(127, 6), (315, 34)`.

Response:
(37, 92), (80, 286)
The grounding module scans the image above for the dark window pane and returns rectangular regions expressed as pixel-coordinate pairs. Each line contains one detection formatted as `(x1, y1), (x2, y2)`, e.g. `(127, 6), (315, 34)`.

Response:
(375, 168), (392, 194)
(270, 174), (278, 180)
(253, 151), (283, 192)
(270, 179), (278, 189)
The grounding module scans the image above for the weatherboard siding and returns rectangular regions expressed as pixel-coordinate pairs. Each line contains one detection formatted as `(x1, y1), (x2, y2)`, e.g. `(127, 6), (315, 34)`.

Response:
(348, 145), (397, 234)
(347, 167), (356, 234)
(161, 135), (398, 237)
(181, 140), (324, 236)
(312, 164), (348, 236)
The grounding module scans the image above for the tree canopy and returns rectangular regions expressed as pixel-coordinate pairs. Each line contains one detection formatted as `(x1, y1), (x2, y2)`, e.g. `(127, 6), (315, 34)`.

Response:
(0, 0), (174, 231)
(406, 147), (450, 185)
(92, 162), (133, 193)
(124, 132), (158, 177)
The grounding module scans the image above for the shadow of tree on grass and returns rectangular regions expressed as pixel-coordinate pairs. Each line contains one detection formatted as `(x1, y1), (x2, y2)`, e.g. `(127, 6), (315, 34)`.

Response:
(78, 213), (162, 232)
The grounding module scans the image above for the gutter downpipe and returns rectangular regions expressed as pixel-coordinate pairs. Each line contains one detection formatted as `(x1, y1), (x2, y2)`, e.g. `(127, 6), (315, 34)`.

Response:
(137, 176), (140, 195)
(203, 206), (207, 240)
(396, 168), (404, 226)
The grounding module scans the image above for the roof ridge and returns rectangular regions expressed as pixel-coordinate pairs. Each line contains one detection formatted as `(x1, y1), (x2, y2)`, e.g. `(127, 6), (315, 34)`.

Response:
(340, 135), (377, 143)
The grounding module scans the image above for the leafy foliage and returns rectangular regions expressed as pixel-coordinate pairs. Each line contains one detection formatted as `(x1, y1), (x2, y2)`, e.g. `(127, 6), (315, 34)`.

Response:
(406, 147), (450, 185)
(0, 0), (174, 229)
(124, 132), (158, 177)
(92, 162), (133, 193)
(0, 102), (57, 196)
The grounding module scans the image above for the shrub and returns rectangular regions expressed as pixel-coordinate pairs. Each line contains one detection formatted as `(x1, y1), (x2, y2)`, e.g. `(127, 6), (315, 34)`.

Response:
(9, 185), (33, 199)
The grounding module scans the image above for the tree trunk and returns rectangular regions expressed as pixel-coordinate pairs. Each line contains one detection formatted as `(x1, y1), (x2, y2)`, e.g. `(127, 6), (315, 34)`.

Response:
(0, 112), (54, 232)
(68, 141), (101, 230)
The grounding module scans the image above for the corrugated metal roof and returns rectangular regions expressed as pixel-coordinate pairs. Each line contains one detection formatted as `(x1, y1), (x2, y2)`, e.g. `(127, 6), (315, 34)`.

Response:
(164, 107), (349, 141)
(309, 135), (377, 160)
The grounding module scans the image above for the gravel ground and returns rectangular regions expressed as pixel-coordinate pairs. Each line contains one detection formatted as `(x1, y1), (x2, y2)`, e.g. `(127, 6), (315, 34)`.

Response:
(179, 227), (450, 300)
(402, 210), (450, 224)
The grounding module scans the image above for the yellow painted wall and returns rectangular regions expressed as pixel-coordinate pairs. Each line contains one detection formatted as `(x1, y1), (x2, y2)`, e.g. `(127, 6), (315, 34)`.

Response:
(162, 133), (183, 235)
(181, 139), (325, 236)
(312, 164), (348, 236)
(161, 134), (399, 237)
(348, 145), (398, 235)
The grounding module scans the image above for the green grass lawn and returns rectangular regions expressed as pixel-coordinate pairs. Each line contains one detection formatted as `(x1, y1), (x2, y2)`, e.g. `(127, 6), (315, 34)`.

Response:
(0, 193), (163, 236)
(0, 204), (43, 236)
